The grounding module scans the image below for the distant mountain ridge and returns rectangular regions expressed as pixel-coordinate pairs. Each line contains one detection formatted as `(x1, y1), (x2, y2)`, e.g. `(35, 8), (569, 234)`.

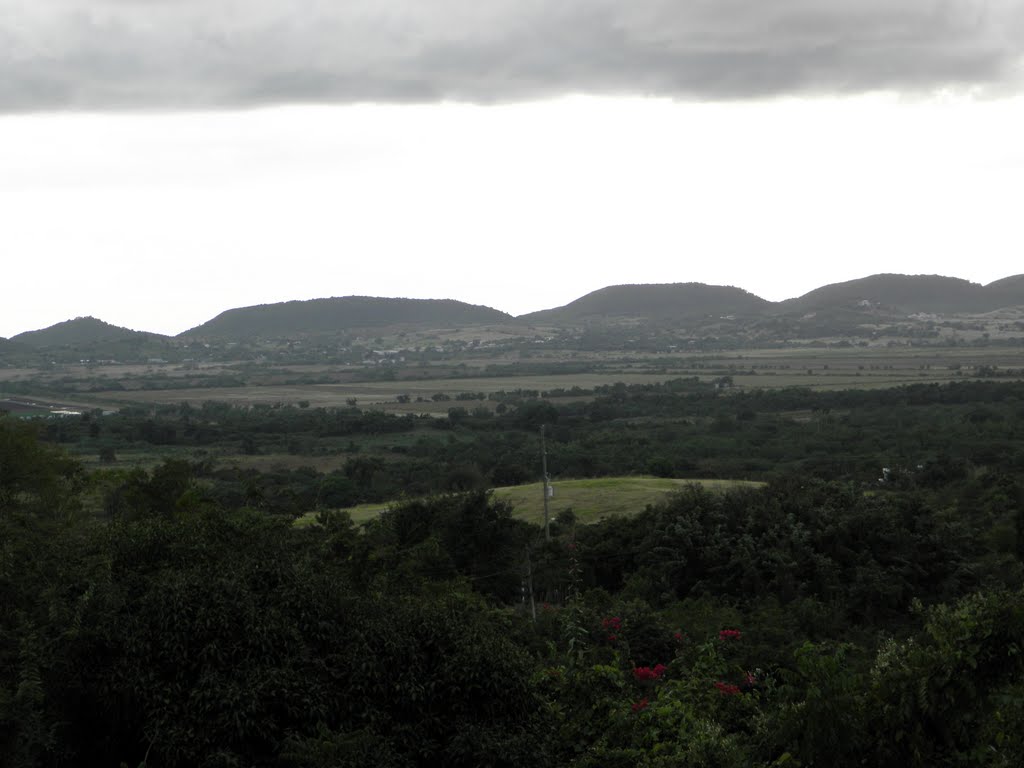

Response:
(519, 274), (1024, 326)
(7, 273), (1024, 344)
(180, 296), (514, 340)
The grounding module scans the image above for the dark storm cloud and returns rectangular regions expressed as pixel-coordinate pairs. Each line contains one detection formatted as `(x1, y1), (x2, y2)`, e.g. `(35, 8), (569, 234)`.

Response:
(1, 0), (1022, 111)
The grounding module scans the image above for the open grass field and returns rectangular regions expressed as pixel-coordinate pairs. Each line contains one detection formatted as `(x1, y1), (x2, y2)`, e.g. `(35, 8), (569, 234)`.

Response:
(295, 476), (765, 527)
(494, 476), (765, 525)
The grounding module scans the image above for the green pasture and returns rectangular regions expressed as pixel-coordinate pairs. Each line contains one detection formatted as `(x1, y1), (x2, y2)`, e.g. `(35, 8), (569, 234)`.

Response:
(295, 475), (764, 527)
(495, 476), (764, 525)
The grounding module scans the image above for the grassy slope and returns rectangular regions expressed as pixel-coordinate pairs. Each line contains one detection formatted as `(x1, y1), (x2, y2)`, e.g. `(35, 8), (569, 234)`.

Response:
(495, 477), (763, 525)
(295, 476), (764, 527)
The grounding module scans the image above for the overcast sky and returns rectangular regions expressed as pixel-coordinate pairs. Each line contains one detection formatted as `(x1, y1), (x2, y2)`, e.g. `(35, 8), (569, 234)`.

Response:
(2, 0), (1023, 337)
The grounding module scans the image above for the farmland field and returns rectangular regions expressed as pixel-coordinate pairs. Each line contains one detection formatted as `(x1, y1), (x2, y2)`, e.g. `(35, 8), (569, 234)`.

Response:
(4, 345), (1024, 416)
(90, 372), (684, 410)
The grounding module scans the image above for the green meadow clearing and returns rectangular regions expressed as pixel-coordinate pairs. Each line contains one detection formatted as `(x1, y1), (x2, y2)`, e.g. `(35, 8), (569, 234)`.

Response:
(295, 476), (765, 527)
(492, 476), (764, 524)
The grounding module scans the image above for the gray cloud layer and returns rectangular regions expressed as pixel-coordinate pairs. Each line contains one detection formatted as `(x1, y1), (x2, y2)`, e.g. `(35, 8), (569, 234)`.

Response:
(2, 0), (1023, 111)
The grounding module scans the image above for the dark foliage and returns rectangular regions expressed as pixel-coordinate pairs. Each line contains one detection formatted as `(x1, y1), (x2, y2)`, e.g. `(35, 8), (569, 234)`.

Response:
(4, 372), (1024, 766)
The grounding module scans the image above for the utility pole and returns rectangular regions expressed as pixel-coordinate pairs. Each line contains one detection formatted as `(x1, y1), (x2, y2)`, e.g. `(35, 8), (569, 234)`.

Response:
(525, 546), (536, 622)
(541, 424), (551, 542)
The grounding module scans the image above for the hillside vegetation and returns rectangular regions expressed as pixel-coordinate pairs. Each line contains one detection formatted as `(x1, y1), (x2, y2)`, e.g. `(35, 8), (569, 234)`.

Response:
(521, 282), (771, 323)
(780, 274), (993, 314)
(986, 273), (1024, 308)
(11, 316), (162, 348)
(180, 296), (513, 340)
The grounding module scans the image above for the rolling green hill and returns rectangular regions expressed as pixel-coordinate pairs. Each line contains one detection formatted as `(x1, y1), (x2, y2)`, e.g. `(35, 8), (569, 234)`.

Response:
(493, 476), (764, 525)
(296, 476), (764, 527)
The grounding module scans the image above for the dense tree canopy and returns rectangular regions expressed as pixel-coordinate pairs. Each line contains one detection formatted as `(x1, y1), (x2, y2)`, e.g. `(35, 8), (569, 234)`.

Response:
(2, 377), (1024, 766)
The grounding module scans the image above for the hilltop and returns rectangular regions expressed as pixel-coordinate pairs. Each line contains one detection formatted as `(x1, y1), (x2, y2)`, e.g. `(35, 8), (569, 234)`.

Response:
(779, 274), (1024, 316)
(984, 275), (1024, 309)
(4, 317), (178, 365)
(180, 296), (513, 341)
(11, 317), (165, 348)
(520, 283), (771, 324)
(517, 274), (1024, 329)
(779, 274), (985, 315)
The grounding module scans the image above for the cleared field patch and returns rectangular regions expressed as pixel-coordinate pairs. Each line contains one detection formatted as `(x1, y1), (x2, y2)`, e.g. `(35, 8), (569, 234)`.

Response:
(494, 477), (764, 525)
(295, 476), (764, 528)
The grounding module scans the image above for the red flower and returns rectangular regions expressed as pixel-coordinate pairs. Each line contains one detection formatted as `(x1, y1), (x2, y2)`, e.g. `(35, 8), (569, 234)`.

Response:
(673, 631), (684, 643)
(606, 634), (618, 642)
(714, 681), (741, 696)
(633, 665), (667, 682)
(602, 616), (622, 630)
(631, 697), (649, 712)
(718, 629), (742, 641)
